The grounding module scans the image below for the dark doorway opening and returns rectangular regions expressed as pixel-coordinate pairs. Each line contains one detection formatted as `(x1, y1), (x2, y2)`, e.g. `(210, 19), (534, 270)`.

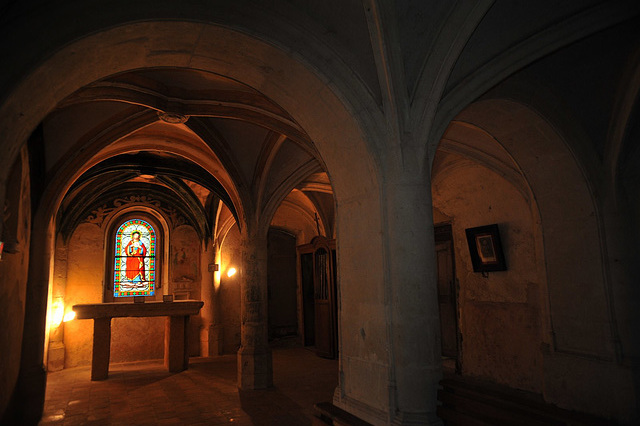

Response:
(300, 252), (315, 347)
(267, 228), (298, 341)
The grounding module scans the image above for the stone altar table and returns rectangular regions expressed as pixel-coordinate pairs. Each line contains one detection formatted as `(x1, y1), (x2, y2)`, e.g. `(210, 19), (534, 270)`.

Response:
(72, 300), (204, 380)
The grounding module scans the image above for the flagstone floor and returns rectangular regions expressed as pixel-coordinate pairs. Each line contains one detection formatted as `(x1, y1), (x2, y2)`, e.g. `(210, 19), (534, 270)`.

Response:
(39, 346), (338, 426)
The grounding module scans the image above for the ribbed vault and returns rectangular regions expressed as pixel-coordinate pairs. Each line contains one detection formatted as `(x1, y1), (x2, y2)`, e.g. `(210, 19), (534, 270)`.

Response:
(47, 67), (335, 240)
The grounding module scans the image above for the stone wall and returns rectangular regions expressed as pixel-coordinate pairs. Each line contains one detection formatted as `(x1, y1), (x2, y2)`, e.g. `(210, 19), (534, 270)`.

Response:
(220, 225), (242, 354)
(0, 151), (31, 417)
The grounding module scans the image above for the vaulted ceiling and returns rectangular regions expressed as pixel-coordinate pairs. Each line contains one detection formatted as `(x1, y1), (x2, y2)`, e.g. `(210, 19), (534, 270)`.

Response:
(49, 68), (334, 241)
(3, 0), (638, 243)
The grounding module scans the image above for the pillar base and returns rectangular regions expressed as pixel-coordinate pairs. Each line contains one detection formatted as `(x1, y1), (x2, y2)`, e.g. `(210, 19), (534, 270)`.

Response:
(200, 324), (223, 357)
(47, 341), (65, 372)
(237, 347), (273, 389)
(6, 365), (47, 424)
(392, 412), (443, 426)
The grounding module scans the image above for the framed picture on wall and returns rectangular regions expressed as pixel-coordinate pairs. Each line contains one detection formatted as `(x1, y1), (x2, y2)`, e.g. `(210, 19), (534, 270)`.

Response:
(465, 224), (507, 272)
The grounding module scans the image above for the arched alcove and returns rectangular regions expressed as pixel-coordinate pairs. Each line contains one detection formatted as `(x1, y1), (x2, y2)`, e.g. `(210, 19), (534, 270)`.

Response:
(59, 207), (173, 368)
(432, 120), (547, 394)
(449, 99), (631, 417)
(455, 100), (613, 358)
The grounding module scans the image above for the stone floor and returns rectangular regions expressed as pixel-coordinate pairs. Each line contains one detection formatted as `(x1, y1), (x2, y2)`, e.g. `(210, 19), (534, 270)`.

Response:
(39, 346), (338, 425)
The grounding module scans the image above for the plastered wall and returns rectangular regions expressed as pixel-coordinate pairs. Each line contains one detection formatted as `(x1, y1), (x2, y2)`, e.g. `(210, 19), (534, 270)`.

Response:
(432, 152), (544, 393)
(63, 223), (104, 367)
(170, 225), (202, 356)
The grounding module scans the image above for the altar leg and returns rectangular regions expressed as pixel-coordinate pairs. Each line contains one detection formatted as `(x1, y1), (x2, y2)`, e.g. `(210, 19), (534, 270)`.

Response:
(91, 317), (111, 381)
(165, 315), (189, 372)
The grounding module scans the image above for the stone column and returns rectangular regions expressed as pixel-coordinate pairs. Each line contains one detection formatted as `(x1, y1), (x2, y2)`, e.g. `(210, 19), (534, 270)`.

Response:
(47, 236), (68, 371)
(200, 241), (223, 356)
(385, 175), (442, 426)
(237, 231), (272, 389)
(13, 218), (54, 424)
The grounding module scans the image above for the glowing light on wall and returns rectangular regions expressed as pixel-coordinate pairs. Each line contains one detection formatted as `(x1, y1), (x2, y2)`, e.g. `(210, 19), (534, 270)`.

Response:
(227, 267), (237, 278)
(63, 311), (76, 322)
(214, 249), (222, 290)
(50, 300), (64, 327)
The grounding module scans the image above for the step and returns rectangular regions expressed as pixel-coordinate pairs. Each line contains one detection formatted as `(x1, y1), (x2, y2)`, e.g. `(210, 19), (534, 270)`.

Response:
(438, 377), (615, 426)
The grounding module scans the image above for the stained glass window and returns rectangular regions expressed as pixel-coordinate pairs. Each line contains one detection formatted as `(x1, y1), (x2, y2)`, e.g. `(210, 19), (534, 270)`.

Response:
(113, 219), (156, 297)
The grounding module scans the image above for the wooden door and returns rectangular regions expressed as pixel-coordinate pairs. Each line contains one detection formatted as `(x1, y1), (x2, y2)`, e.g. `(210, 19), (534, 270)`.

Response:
(300, 252), (315, 346)
(436, 240), (457, 357)
(434, 224), (459, 364)
(314, 247), (334, 358)
(297, 237), (337, 358)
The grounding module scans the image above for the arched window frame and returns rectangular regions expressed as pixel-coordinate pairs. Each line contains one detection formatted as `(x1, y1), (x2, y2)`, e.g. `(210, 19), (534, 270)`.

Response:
(113, 218), (157, 298)
(104, 212), (165, 302)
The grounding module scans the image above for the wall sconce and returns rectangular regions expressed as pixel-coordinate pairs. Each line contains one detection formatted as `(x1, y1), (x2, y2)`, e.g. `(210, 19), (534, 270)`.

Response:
(227, 267), (237, 278)
(63, 311), (76, 322)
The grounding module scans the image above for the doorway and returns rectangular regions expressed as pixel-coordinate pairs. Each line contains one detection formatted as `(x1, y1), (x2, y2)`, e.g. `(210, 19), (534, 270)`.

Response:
(297, 236), (338, 358)
(267, 228), (298, 340)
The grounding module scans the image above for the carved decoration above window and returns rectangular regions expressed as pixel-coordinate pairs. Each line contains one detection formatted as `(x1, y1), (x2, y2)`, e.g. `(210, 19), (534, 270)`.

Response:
(85, 195), (186, 228)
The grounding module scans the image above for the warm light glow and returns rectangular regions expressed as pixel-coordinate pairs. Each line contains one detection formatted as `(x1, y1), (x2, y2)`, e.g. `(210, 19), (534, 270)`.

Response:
(214, 249), (222, 290)
(227, 267), (237, 278)
(50, 301), (64, 327)
(63, 311), (76, 322)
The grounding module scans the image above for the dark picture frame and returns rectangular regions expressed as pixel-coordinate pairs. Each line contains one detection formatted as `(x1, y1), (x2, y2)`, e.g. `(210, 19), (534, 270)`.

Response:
(465, 224), (507, 272)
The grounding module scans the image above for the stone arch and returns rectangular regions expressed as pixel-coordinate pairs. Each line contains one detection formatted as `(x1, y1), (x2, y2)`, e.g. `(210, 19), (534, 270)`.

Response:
(1, 21), (382, 289)
(431, 98), (637, 417)
(6, 19), (386, 423)
(0, 21), (379, 209)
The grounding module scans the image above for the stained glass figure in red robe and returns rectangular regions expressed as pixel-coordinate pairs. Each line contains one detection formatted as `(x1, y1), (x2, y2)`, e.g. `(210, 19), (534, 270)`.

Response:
(114, 219), (156, 297)
(124, 231), (147, 287)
